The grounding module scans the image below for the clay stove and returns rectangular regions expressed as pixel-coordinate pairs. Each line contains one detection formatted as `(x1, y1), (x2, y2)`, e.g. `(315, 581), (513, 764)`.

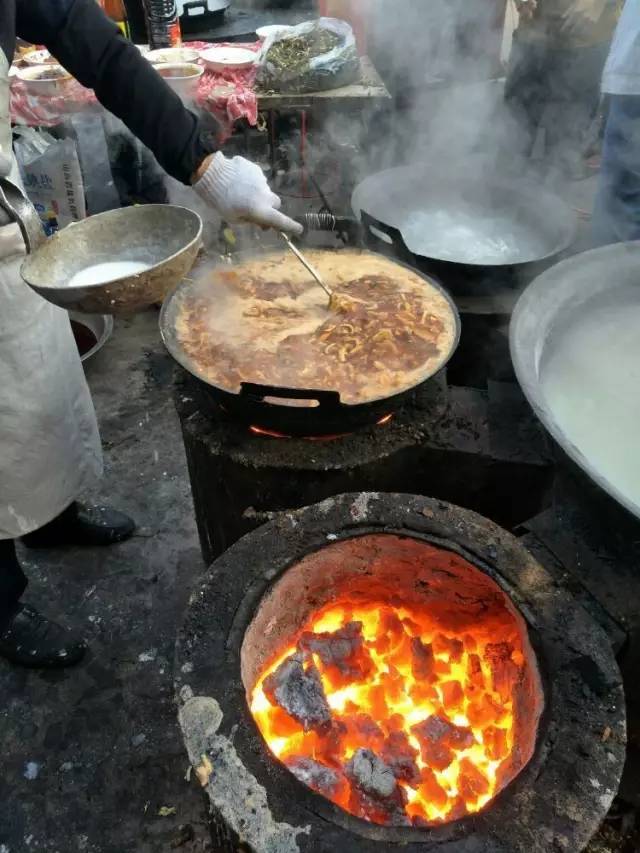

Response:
(176, 493), (626, 853)
(174, 371), (552, 563)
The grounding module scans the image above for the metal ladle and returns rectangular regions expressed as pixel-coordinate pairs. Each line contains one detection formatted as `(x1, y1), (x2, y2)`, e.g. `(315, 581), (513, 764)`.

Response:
(280, 231), (333, 303)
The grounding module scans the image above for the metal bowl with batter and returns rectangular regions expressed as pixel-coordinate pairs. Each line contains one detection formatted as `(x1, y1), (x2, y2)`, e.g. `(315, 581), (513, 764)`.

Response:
(21, 205), (203, 315)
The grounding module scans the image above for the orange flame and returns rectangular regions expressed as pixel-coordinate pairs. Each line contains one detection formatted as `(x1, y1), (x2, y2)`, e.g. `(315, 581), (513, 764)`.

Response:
(250, 598), (521, 827)
(249, 414), (393, 441)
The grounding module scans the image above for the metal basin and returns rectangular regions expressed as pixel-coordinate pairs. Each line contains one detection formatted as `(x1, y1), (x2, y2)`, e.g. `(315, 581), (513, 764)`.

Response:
(21, 205), (203, 315)
(352, 167), (576, 267)
(68, 311), (113, 362)
(510, 241), (640, 521)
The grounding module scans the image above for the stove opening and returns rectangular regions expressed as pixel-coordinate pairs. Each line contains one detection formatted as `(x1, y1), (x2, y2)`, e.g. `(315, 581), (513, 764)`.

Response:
(242, 535), (544, 829)
(248, 413), (395, 441)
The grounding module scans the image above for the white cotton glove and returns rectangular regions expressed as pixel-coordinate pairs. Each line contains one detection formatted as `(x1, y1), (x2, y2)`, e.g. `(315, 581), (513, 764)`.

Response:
(194, 152), (303, 235)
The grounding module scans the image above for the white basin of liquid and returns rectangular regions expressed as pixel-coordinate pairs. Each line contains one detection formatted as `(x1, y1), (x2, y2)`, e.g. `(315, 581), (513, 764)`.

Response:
(68, 260), (150, 288)
(540, 298), (640, 512)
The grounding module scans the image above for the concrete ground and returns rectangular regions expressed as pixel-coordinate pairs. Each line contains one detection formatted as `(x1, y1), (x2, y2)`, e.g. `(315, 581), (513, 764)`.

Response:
(0, 313), (212, 853)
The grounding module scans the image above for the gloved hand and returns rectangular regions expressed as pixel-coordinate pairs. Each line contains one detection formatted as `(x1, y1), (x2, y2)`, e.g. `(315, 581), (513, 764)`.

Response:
(193, 152), (302, 235)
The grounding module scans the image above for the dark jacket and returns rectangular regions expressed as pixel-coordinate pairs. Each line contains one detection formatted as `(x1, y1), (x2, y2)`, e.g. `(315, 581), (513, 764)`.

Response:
(3, 0), (214, 183)
(518, 0), (620, 47)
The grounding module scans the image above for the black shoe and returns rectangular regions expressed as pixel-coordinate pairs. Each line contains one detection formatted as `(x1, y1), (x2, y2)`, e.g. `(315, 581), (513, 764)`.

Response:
(22, 502), (135, 549)
(0, 604), (86, 668)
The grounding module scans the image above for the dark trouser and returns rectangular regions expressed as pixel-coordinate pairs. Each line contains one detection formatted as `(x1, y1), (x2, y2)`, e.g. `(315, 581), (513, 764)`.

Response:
(505, 31), (607, 172)
(0, 502), (81, 631)
(0, 540), (27, 632)
(592, 95), (640, 247)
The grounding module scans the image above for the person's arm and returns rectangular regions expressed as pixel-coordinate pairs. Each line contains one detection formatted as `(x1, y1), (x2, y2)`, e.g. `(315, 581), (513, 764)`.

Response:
(15, 0), (302, 232)
(16, 0), (210, 184)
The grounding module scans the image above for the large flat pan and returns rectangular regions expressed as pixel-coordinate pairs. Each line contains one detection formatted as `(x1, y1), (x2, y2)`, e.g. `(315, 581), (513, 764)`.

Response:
(160, 247), (461, 435)
(510, 241), (640, 522)
(352, 166), (576, 268)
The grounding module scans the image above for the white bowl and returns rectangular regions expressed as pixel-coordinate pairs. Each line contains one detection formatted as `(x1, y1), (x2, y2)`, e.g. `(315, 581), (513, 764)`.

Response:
(16, 64), (72, 96)
(200, 46), (256, 72)
(68, 312), (114, 363)
(256, 25), (293, 41)
(146, 46), (200, 65)
(23, 48), (56, 66)
(155, 62), (204, 100)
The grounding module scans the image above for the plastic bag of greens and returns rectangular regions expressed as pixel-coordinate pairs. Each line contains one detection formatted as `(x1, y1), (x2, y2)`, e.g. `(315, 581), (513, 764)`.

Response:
(257, 17), (359, 94)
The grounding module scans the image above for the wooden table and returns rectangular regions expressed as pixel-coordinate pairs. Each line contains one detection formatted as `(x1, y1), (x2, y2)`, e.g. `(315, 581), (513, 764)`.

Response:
(256, 56), (391, 110)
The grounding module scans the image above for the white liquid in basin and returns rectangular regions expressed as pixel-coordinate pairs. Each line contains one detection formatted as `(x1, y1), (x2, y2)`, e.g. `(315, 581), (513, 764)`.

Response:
(541, 298), (640, 511)
(68, 260), (150, 287)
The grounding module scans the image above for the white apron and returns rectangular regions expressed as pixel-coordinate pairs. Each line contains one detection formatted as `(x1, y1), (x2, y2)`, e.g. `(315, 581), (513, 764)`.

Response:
(0, 50), (102, 539)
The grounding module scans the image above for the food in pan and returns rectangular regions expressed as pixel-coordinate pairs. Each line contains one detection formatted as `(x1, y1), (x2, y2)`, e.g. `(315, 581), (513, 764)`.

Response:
(173, 251), (458, 406)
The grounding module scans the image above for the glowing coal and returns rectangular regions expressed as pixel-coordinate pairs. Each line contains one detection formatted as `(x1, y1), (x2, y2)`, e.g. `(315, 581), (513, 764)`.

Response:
(246, 535), (544, 828)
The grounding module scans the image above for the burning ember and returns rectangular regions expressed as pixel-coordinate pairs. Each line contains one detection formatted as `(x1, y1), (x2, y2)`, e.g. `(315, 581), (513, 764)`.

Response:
(248, 413), (394, 441)
(250, 597), (526, 827)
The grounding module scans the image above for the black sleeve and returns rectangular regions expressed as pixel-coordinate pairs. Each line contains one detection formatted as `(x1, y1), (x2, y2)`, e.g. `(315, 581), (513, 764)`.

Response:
(15, 0), (217, 184)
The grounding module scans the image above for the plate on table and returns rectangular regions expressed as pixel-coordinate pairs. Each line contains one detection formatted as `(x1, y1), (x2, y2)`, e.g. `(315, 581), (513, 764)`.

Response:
(256, 25), (293, 41)
(16, 64), (72, 96)
(146, 46), (200, 65)
(200, 46), (256, 72)
(23, 49), (57, 66)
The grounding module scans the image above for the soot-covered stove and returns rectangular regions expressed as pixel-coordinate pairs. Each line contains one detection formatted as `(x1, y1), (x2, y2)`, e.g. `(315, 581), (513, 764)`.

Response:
(169, 214), (552, 563)
(174, 369), (552, 563)
(175, 493), (626, 853)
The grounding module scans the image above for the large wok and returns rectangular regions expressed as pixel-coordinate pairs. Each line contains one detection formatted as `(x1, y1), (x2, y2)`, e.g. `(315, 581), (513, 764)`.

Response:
(160, 247), (460, 436)
(351, 166), (576, 274)
(510, 241), (640, 523)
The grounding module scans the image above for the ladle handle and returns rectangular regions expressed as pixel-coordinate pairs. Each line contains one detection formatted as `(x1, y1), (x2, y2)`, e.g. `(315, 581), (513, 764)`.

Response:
(0, 177), (46, 254)
(279, 231), (333, 299)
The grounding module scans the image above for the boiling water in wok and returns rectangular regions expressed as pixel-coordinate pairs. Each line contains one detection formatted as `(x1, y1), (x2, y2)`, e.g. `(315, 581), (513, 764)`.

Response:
(540, 291), (640, 512)
(403, 208), (550, 266)
(352, 167), (576, 267)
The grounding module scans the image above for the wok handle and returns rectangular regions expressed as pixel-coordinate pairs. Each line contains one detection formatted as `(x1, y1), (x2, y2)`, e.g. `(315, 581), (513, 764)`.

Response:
(240, 382), (342, 409)
(300, 213), (364, 247)
(181, 1), (207, 16)
(359, 211), (414, 264)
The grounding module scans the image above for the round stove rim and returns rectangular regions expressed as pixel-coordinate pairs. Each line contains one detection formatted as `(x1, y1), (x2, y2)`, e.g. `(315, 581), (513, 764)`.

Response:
(175, 493), (626, 853)
(237, 528), (550, 843)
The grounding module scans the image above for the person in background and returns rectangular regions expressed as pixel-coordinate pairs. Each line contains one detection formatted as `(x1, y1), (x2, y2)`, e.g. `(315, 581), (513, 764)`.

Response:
(0, 0), (301, 670)
(592, 0), (640, 244)
(506, 0), (620, 178)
